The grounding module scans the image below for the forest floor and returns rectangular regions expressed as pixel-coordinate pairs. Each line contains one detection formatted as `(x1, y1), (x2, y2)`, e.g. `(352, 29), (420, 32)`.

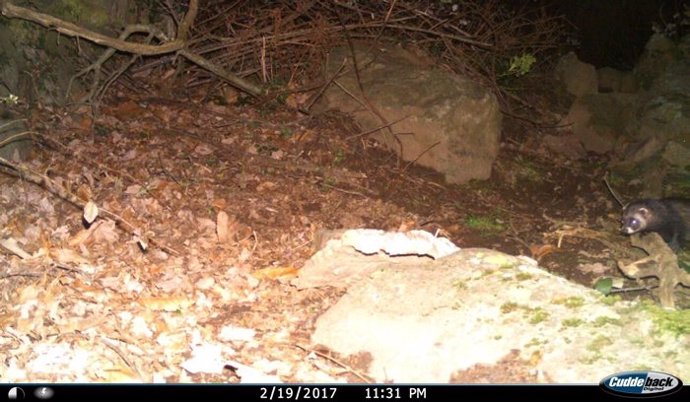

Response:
(0, 88), (682, 382)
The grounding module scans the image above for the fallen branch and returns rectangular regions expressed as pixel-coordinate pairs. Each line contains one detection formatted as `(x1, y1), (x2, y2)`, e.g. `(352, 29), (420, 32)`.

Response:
(0, 155), (180, 256)
(0, 0), (182, 55)
(617, 233), (690, 309)
(0, 0), (263, 98)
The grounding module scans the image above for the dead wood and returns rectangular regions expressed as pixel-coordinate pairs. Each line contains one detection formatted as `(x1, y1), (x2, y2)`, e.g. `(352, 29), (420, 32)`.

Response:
(617, 233), (690, 310)
(0, 0), (263, 100)
(0, 154), (180, 256)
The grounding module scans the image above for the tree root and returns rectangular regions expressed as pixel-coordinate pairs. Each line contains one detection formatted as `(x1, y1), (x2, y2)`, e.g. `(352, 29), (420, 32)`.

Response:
(617, 233), (690, 309)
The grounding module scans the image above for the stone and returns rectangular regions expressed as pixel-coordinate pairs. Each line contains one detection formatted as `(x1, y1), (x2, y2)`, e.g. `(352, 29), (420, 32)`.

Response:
(316, 44), (501, 184)
(555, 52), (598, 97)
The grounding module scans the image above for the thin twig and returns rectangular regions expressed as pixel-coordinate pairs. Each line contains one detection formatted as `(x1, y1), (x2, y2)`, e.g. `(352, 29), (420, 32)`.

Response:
(294, 344), (373, 383)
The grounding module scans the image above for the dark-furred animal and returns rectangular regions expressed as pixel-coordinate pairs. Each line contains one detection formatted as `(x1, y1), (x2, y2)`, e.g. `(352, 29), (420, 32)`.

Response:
(620, 198), (690, 251)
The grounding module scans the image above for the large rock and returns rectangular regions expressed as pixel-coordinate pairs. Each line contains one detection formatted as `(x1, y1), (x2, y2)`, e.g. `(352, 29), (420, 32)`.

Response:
(557, 36), (690, 167)
(298, 229), (690, 383)
(316, 45), (501, 184)
(597, 67), (638, 93)
(561, 93), (637, 154)
(555, 52), (598, 97)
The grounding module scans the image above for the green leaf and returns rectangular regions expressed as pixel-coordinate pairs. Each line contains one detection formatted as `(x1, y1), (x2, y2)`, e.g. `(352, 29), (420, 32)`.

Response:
(594, 277), (613, 295)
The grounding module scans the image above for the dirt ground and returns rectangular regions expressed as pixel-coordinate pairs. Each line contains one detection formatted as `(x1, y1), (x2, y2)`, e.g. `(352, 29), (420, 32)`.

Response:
(0, 89), (682, 383)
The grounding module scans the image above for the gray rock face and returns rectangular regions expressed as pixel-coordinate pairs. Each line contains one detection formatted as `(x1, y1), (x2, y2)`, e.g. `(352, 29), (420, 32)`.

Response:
(316, 45), (501, 184)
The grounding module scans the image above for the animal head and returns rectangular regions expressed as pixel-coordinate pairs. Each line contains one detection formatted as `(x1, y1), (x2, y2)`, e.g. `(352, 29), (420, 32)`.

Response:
(621, 203), (650, 234)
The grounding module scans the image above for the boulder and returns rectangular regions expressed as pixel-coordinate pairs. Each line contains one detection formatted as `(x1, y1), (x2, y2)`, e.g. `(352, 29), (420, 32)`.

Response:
(316, 44), (501, 184)
(555, 51), (598, 97)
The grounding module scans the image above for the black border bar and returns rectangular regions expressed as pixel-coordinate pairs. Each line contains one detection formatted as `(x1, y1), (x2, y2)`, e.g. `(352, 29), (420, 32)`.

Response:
(3, 384), (689, 401)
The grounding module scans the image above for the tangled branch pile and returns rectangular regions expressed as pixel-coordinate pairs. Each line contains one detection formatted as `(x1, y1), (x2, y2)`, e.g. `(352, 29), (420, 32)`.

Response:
(143, 0), (569, 105)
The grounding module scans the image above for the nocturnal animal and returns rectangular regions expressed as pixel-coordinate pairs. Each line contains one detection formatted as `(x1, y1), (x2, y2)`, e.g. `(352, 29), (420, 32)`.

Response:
(620, 198), (690, 251)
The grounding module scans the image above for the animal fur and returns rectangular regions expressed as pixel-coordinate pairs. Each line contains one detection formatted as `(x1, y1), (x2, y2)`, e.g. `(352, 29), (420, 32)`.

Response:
(620, 198), (690, 251)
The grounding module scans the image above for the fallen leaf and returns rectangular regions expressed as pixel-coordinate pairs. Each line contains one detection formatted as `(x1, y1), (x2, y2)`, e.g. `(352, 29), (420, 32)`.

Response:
(76, 184), (92, 201)
(0, 238), (32, 259)
(83, 201), (99, 224)
(139, 296), (193, 312)
(530, 244), (557, 260)
(52, 248), (91, 265)
(256, 181), (277, 192)
(217, 211), (230, 243)
(218, 325), (256, 342)
(252, 266), (299, 280)
(194, 143), (214, 156)
(212, 198), (227, 209)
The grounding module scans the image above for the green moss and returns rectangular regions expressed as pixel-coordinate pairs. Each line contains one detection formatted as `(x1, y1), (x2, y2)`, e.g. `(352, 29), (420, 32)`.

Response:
(586, 335), (614, 352)
(640, 301), (690, 338)
(602, 294), (623, 305)
(451, 279), (467, 291)
(525, 337), (547, 347)
(529, 308), (549, 324)
(500, 302), (519, 314)
(50, 0), (110, 28)
(484, 254), (516, 269)
(592, 316), (622, 327)
(515, 272), (533, 281)
(553, 296), (585, 309)
(562, 318), (584, 327)
(579, 353), (603, 365)
(479, 269), (497, 278)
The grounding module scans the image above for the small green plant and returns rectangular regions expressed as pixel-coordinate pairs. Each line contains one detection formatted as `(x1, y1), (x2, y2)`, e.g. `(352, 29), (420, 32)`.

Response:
(465, 214), (505, 235)
(0, 94), (19, 105)
(280, 127), (293, 139)
(332, 149), (345, 165)
(514, 155), (542, 182)
(594, 277), (613, 295)
(320, 176), (337, 191)
(506, 54), (537, 77)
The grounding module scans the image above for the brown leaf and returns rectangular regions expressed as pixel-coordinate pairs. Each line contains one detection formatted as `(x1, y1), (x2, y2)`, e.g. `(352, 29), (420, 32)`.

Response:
(108, 100), (146, 120)
(212, 198), (227, 209)
(530, 244), (557, 260)
(140, 296), (193, 312)
(76, 184), (92, 201)
(217, 211), (230, 243)
(252, 266), (299, 280)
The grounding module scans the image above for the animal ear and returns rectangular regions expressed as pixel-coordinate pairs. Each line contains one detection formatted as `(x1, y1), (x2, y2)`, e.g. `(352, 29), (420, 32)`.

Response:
(639, 207), (649, 216)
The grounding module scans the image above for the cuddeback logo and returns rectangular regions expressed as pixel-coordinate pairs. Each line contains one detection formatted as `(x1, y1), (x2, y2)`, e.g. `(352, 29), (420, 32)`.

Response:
(600, 371), (683, 397)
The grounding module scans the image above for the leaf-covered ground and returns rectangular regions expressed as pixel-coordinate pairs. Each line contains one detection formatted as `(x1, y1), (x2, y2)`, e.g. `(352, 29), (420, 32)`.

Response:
(0, 92), (681, 382)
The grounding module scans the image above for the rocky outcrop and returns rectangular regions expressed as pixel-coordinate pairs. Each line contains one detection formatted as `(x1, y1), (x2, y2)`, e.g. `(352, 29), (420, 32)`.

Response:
(315, 44), (501, 184)
(555, 34), (690, 191)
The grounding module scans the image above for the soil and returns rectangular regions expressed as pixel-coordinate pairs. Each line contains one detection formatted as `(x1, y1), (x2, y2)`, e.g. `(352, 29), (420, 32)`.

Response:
(0, 89), (683, 383)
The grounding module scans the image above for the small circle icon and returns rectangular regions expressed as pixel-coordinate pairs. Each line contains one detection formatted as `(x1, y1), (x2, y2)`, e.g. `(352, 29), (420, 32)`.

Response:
(8, 387), (25, 400)
(33, 387), (54, 400)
